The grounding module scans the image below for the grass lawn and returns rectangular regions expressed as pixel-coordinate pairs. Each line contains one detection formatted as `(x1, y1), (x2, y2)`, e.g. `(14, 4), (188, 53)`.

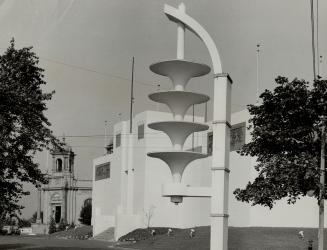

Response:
(0, 227), (325, 250)
(122, 226), (325, 250)
(49, 225), (93, 239)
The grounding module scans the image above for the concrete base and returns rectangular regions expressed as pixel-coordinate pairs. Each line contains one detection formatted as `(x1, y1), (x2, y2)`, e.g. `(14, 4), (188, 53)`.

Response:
(31, 223), (48, 235)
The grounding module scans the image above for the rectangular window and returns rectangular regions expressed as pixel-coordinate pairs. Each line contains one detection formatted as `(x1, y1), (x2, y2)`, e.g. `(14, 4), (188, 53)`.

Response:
(95, 163), (110, 181)
(116, 133), (121, 148)
(207, 132), (213, 155)
(230, 122), (246, 151)
(138, 124), (144, 140)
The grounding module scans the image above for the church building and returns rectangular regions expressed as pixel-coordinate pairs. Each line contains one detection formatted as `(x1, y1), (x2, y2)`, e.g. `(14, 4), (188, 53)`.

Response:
(40, 141), (92, 228)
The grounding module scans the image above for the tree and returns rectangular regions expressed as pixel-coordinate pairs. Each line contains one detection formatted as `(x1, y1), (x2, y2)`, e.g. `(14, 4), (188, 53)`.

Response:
(234, 76), (327, 207)
(48, 216), (56, 234)
(234, 76), (327, 248)
(143, 205), (155, 228)
(0, 39), (60, 219)
(79, 200), (92, 225)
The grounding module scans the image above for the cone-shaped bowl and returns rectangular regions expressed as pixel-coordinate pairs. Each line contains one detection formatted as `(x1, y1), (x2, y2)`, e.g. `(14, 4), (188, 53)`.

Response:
(147, 151), (207, 183)
(150, 60), (210, 91)
(149, 91), (209, 120)
(148, 121), (209, 150)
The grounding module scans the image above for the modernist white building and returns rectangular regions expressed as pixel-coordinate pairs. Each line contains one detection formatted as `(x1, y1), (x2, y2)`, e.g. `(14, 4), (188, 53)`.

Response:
(92, 109), (322, 240)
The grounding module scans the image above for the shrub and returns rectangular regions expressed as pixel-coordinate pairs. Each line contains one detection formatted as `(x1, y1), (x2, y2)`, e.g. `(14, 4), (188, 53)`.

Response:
(58, 218), (68, 231)
(18, 218), (31, 228)
(48, 217), (56, 234)
(79, 202), (92, 225)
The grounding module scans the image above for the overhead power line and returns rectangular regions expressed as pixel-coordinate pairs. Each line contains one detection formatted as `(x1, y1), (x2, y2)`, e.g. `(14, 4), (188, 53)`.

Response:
(41, 56), (168, 89)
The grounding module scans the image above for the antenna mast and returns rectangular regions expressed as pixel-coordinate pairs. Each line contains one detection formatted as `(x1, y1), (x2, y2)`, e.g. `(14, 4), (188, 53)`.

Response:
(130, 57), (135, 134)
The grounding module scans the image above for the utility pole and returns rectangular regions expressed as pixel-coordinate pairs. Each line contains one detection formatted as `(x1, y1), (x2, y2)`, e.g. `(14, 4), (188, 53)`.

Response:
(318, 55), (322, 77)
(310, 0), (316, 80)
(318, 116), (326, 250)
(104, 120), (108, 154)
(130, 57), (135, 134)
(256, 44), (260, 104)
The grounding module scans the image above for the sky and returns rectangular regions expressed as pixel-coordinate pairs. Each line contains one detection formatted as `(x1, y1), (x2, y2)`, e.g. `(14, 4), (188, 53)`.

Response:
(0, 0), (325, 218)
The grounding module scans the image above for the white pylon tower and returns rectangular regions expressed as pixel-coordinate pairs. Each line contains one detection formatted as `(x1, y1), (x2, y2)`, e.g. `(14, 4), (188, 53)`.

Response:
(148, 3), (232, 250)
(148, 3), (210, 202)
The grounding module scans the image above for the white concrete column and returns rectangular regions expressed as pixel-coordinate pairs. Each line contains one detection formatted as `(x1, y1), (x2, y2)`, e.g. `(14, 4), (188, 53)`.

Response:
(211, 73), (232, 250)
(119, 122), (128, 211)
(126, 133), (134, 214)
(177, 3), (185, 59)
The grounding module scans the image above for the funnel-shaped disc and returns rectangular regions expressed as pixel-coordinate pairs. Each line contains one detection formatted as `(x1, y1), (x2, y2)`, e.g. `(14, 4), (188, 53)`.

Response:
(149, 91), (209, 120)
(150, 60), (210, 91)
(147, 151), (207, 183)
(148, 121), (209, 150)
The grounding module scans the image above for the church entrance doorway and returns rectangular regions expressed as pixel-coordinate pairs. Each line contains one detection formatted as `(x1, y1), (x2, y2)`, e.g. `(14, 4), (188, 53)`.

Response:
(55, 206), (61, 223)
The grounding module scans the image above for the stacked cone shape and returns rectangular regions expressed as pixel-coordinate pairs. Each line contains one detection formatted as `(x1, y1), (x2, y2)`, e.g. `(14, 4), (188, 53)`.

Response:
(147, 59), (210, 203)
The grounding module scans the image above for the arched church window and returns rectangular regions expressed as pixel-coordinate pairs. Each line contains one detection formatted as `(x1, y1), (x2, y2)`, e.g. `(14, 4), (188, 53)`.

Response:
(56, 159), (63, 172)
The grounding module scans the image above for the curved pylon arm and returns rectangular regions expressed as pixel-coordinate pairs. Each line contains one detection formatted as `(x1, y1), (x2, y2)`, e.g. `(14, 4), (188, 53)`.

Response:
(164, 4), (222, 74)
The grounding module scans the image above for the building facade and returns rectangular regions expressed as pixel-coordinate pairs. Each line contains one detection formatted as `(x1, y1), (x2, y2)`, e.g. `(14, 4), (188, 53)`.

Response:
(92, 110), (322, 240)
(42, 142), (92, 226)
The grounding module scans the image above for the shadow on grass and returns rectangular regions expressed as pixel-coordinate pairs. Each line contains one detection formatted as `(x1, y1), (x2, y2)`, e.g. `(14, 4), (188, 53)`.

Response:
(0, 243), (33, 249)
(20, 248), (110, 250)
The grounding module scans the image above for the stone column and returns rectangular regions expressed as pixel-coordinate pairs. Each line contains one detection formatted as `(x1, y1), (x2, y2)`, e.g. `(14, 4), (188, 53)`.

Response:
(64, 156), (68, 171)
(52, 156), (56, 172)
(67, 189), (70, 223)
(62, 188), (67, 222)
